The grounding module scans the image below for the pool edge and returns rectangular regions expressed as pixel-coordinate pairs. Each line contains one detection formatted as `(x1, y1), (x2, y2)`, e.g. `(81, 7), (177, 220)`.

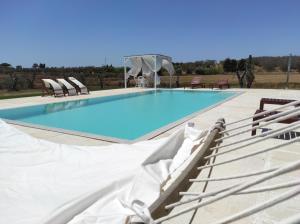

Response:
(2, 90), (244, 144)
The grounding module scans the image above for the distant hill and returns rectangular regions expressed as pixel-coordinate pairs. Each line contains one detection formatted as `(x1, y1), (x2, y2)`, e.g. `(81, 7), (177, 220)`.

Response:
(252, 56), (300, 72)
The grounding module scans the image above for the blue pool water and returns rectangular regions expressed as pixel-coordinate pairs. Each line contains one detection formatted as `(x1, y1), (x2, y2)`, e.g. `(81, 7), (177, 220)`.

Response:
(0, 90), (236, 141)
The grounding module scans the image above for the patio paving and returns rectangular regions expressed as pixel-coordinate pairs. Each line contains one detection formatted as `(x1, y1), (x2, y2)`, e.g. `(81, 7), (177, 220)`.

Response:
(0, 87), (299, 223)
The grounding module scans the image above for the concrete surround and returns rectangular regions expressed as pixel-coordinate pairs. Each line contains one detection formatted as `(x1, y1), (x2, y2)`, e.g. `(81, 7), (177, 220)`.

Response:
(0, 87), (299, 223)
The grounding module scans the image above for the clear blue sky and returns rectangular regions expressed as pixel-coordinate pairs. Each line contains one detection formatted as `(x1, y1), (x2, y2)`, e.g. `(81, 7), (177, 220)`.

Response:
(1, 0), (300, 67)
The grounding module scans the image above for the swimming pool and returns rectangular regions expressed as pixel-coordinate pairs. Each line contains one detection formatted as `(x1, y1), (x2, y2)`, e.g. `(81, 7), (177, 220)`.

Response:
(0, 90), (237, 142)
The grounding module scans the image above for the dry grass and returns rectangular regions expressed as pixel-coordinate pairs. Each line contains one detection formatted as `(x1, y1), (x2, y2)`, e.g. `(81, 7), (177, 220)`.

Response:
(0, 72), (299, 99)
(160, 72), (300, 89)
(0, 89), (42, 99)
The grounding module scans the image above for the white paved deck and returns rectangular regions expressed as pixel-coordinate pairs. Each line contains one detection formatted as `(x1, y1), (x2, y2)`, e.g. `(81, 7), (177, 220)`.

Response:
(161, 88), (300, 224)
(0, 88), (299, 223)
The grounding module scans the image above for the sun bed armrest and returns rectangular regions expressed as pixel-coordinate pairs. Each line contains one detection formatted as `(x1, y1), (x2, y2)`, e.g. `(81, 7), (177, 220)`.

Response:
(259, 98), (296, 110)
(251, 109), (300, 136)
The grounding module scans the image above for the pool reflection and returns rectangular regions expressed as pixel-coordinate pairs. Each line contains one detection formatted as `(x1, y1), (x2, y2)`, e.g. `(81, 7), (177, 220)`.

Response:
(45, 100), (88, 113)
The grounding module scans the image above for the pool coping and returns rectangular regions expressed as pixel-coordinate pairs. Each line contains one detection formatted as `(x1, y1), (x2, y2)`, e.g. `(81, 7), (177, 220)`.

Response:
(2, 89), (244, 144)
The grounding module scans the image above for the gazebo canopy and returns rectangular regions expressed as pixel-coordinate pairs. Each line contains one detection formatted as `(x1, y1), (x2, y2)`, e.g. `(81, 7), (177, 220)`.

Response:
(123, 54), (175, 88)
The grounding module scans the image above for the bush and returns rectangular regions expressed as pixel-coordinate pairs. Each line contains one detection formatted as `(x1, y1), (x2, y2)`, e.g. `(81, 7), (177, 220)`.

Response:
(223, 58), (237, 72)
(195, 65), (223, 75)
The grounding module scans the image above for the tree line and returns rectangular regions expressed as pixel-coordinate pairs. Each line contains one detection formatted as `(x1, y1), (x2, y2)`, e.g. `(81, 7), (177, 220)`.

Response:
(1, 55), (299, 76)
(177, 56), (300, 75)
(0, 55), (299, 90)
(223, 56), (300, 73)
(0, 63), (124, 91)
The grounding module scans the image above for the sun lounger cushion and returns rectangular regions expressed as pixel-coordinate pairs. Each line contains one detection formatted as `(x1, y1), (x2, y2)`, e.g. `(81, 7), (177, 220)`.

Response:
(42, 79), (64, 96)
(68, 77), (89, 94)
(56, 79), (77, 96)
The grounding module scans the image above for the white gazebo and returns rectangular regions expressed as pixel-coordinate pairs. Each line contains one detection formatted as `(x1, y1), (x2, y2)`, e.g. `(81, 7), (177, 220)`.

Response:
(123, 54), (175, 89)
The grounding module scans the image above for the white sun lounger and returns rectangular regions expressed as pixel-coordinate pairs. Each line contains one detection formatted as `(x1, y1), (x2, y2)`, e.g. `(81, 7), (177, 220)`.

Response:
(41, 79), (65, 97)
(68, 77), (89, 94)
(56, 78), (78, 96)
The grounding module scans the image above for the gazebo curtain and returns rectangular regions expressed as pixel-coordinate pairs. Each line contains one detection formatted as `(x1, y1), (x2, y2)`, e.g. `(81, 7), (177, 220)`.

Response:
(162, 59), (175, 76)
(126, 57), (143, 79)
(126, 55), (175, 78)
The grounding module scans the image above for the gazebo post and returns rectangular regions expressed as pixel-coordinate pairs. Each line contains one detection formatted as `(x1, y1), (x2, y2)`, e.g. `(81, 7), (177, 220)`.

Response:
(124, 57), (127, 88)
(154, 55), (157, 89)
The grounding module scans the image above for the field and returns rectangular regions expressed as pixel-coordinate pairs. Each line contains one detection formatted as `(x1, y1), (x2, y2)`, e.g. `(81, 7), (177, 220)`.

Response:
(0, 89), (42, 100)
(0, 72), (299, 99)
(161, 72), (300, 89)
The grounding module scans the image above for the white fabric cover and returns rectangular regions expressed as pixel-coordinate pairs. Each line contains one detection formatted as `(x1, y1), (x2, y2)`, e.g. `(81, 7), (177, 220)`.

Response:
(141, 55), (175, 76)
(127, 57), (143, 79)
(142, 55), (162, 76)
(169, 128), (208, 173)
(162, 59), (175, 76)
(0, 120), (205, 224)
(125, 55), (175, 86)
(56, 79), (77, 96)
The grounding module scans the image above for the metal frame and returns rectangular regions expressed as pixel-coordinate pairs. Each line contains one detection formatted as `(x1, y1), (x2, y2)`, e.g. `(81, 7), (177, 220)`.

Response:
(145, 100), (300, 224)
